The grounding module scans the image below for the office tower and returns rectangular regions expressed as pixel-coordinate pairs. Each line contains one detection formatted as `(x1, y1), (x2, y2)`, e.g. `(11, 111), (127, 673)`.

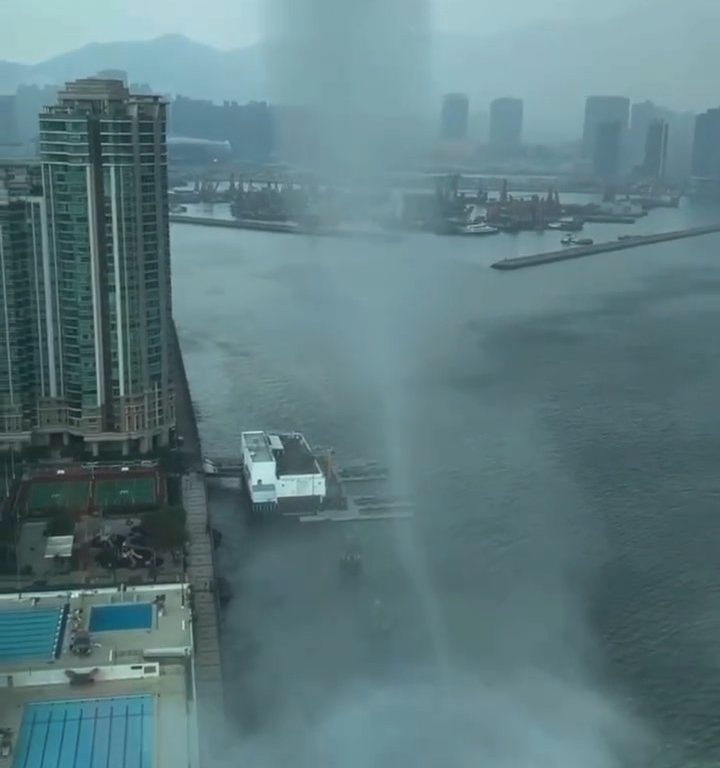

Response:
(629, 101), (661, 167)
(0, 162), (46, 447)
(0, 96), (17, 145)
(691, 108), (720, 178)
(489, 97), (523, 154)
(593, 121), (624, 180)
(643, 119), (669, 178)
(0, 79), (174, 454)
(582, 96), (630, 157)
(664, 111), (695, 180)
(441, 93), (469, 141)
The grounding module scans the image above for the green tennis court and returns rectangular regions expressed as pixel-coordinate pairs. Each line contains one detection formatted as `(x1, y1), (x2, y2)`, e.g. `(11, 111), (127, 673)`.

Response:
(95, 476), (156, 508)
(26, 480), (91, 512)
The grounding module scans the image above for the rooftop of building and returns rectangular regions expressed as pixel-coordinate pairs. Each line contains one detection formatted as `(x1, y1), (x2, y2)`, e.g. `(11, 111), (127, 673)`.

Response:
(241, 431), (322, 477)
(276, 433), (321, 477)
(42, 78), (166, 119)
(241, 431), (274, 464)
(0, 584), (198, 768)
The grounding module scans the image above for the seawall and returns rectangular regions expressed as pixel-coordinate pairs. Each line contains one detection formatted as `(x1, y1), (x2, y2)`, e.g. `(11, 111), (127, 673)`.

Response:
(491, 225), (720, 271)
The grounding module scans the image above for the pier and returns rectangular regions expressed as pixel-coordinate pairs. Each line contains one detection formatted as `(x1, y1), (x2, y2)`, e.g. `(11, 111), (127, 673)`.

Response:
(491, 224), (720, 271)
(171, 322), (225, 763)
(169, 214), (400, 241)
(170, 214), (299, 233)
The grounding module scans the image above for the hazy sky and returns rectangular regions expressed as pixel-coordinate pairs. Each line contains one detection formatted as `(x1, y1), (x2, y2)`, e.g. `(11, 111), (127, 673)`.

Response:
(3, 0), (638, 63)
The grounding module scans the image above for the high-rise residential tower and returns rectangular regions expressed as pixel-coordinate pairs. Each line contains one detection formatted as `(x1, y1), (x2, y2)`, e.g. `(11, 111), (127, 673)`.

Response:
(440, 93), (469, 141)
(0, 78), (174, 454)
(489, 98), (523, 154)
(0, 161), (46, 447)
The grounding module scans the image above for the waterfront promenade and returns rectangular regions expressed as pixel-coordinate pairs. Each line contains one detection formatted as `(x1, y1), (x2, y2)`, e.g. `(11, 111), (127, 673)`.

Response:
(491, 224), (720, 270)
(172, 321), (225, 762)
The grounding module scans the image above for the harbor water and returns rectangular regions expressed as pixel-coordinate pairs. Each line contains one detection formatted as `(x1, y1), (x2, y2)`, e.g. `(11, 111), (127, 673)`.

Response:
(172, 200), (720, 767)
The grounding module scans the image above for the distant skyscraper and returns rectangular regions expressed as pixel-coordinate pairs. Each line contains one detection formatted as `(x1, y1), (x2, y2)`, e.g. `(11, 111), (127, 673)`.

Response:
(593, 121), (624, 180)
(0, 96), (17, 145)
(691, 108), (720, 179)
(643, 119), (669, 178)
(629, 101), (661, 167)
(489, 98), (523, 154)
(441, 93), (469, 141)
(0, 79), (174, 454)
(582, 96), (630, 157)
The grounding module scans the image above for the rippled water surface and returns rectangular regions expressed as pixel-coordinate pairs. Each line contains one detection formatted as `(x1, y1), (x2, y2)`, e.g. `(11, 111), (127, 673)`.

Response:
(172, 202), (720, 767)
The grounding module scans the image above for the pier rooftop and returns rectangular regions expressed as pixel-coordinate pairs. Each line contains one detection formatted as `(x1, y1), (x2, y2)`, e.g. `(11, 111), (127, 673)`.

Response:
(0, 584), (199, 768)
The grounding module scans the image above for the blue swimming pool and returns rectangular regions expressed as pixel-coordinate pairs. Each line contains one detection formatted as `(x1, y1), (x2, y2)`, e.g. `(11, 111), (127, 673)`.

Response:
(0, 606), (66, 663)
(13, 695), (154, 768)
(88, 603), (153, 632)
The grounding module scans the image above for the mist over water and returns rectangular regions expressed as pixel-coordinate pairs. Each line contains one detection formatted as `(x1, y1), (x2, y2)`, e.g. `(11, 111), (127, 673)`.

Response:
(261, 0), (433, 173)
(193, 6), (688, 766)
(191, 227), (670, 766)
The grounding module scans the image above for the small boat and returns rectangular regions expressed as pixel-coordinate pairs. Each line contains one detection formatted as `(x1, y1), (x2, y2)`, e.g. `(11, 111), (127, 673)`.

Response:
(617, 234), (635, 241)
(561, 235), (575, 246)
(574, 237), (594, 246)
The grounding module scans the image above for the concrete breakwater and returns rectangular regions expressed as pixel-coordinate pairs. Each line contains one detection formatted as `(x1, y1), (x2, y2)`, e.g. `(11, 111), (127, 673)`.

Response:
(491, 225), (720, 271)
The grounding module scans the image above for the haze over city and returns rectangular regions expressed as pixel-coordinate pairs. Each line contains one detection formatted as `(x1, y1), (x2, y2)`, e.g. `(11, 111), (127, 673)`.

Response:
(1, 0), (719, 140)
(1, 1), (720, 767)
(1, 0), (669, 61)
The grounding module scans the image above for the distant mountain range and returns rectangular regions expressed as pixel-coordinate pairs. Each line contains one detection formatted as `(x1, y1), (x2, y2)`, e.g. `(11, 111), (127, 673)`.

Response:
(1, 0), (717, 141)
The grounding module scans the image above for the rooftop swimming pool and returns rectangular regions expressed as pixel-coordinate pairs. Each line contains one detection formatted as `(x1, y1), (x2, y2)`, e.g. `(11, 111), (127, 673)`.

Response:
(13, 695), (154, 768)
(0, 606), (66, 663)
(88, 603), (153, 633)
